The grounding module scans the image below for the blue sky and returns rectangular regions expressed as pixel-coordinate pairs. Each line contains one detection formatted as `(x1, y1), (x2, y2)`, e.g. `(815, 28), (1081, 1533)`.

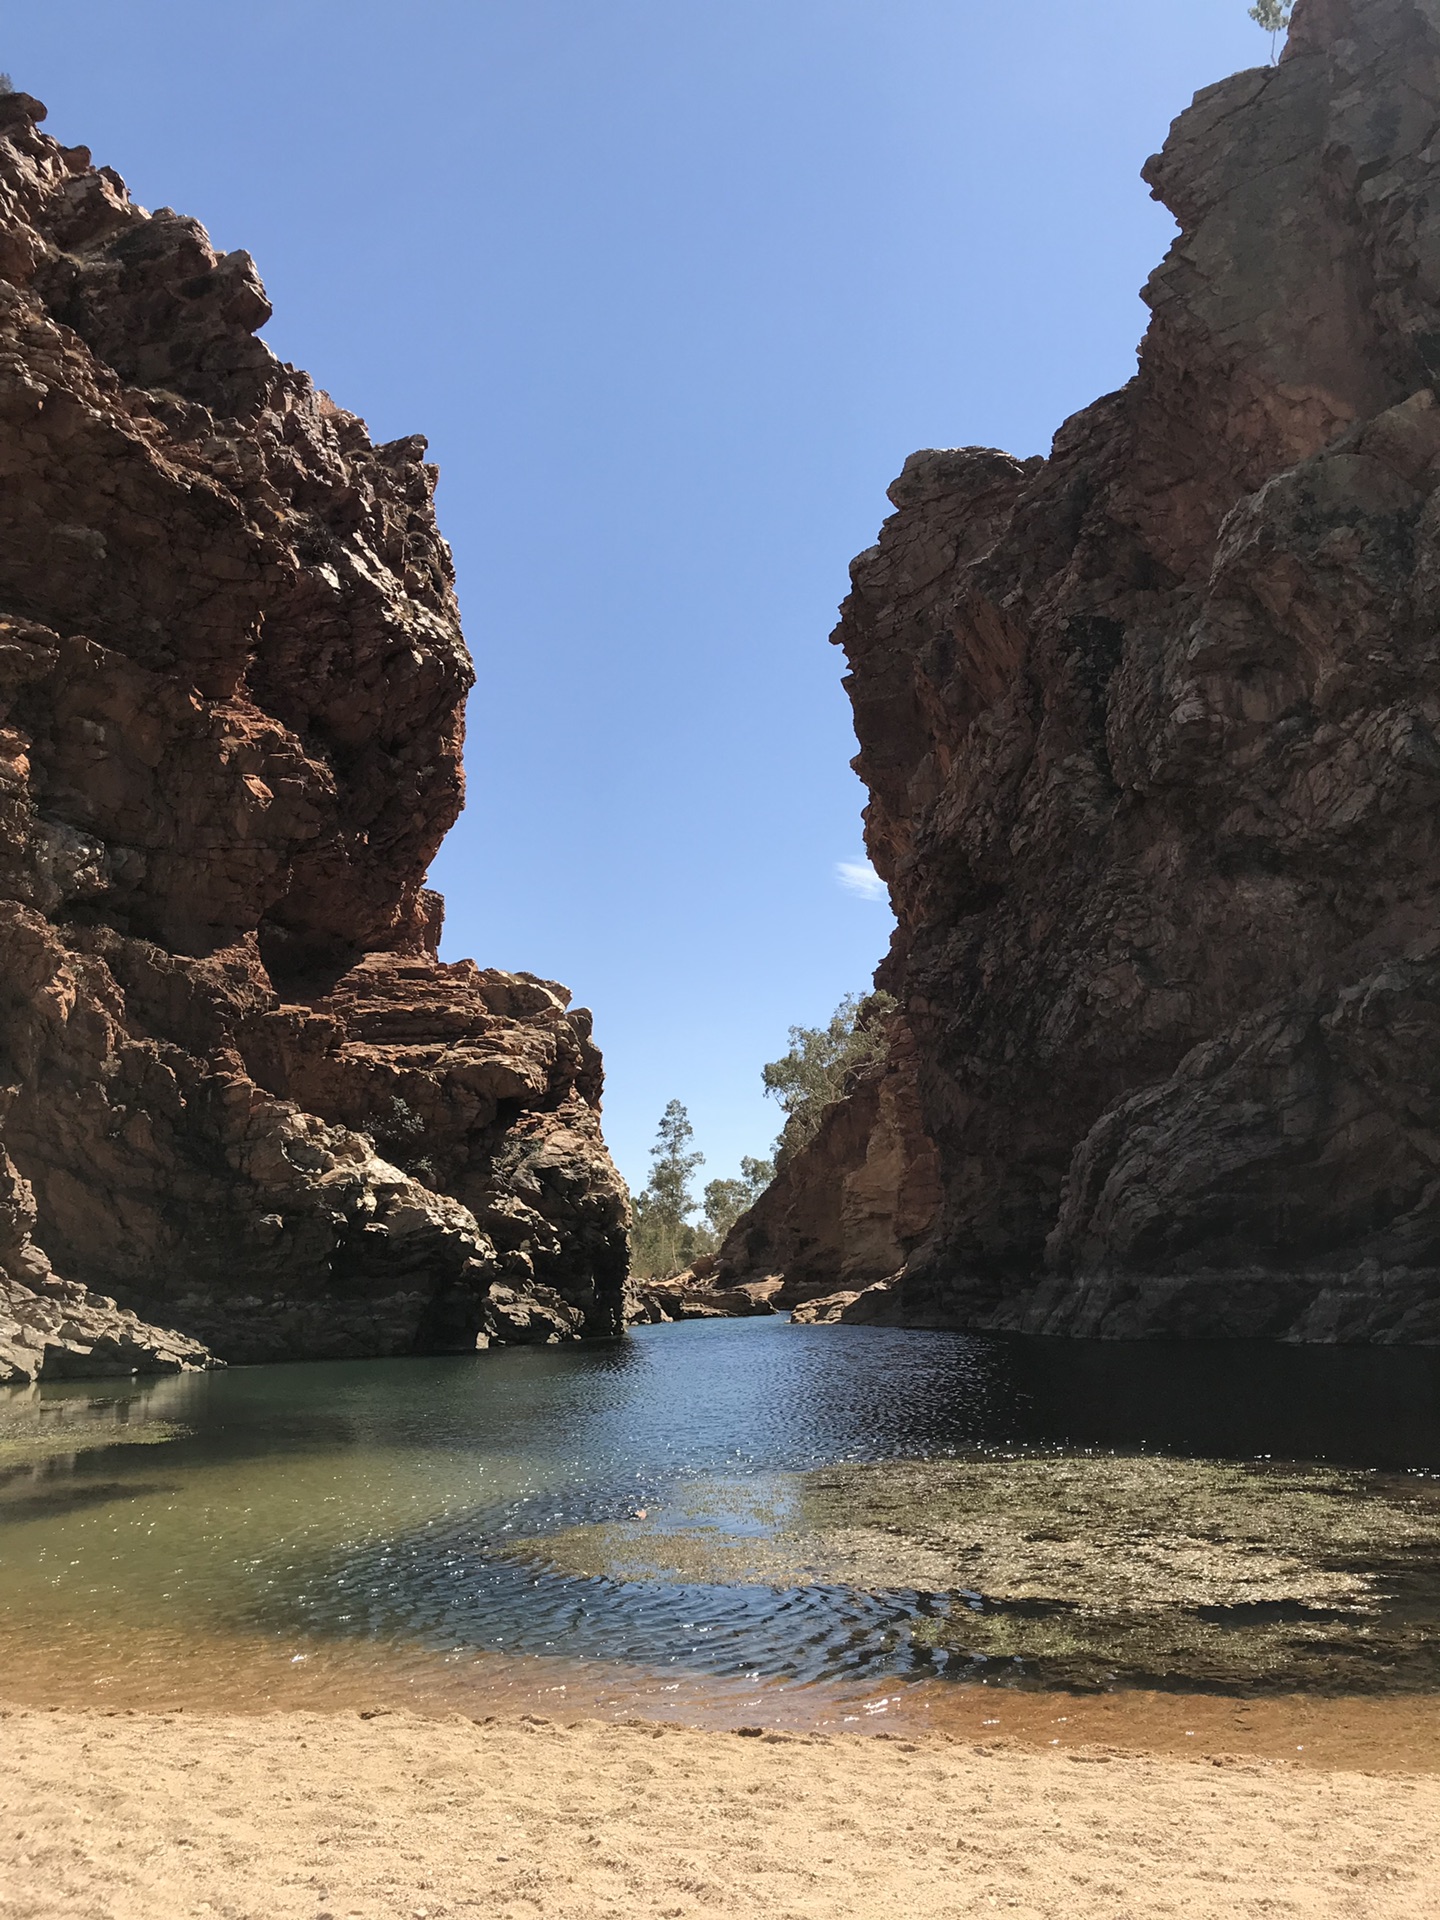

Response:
(7, 1), (1270, 1197)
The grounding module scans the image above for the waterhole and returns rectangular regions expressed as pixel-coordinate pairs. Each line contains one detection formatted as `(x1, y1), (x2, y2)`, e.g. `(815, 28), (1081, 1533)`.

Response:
(4, 1319), (1440, 1726)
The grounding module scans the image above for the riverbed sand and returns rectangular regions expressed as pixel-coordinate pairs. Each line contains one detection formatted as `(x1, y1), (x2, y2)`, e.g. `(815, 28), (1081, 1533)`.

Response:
(2, 1707), (1437, 1919)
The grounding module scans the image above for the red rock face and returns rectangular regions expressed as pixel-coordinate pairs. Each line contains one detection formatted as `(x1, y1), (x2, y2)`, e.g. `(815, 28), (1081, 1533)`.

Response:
(715, 1015), (941, 1310)
(743, 0), (1440, 1341)
(0, 93), (628, 1379)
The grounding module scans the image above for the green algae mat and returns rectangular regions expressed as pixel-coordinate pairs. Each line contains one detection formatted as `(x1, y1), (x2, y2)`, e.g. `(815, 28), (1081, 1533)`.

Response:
(518, 1452), (1440, 1691)
(0, 1397), (188, 1471)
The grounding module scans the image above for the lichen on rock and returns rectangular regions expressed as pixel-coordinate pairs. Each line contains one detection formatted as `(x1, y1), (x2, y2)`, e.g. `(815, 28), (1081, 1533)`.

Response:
(0, 91), (628, 1378)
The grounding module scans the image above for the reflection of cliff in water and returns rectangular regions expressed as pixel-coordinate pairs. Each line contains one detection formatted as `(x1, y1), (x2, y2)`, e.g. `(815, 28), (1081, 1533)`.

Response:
(993, 1335), (1440, 1471)
(0, 1370), (195, 1482)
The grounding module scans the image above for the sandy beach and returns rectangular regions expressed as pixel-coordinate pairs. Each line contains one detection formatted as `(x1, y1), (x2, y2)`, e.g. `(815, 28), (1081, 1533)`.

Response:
(3, 1705), (1438, 1920)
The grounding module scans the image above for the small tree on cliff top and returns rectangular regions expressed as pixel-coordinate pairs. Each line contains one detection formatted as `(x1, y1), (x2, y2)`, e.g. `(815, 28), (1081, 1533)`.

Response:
(1248, 1), (1291, 60)
(762, 990), (896, 1166)
(702, 1156), (774, 1243)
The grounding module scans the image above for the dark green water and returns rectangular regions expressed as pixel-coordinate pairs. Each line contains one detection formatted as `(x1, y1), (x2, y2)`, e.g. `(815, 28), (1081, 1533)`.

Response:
(4, 1319), (1440, 1713)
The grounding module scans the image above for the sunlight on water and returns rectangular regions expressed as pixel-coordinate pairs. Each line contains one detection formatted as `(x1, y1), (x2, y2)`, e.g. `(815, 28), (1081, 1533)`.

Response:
(5, 1319), (1440, 1722)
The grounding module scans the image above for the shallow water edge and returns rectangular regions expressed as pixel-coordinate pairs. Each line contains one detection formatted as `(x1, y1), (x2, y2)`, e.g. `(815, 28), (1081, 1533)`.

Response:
(6, 1318), (1440, 1755)
(1, 1628), (1437, 1772)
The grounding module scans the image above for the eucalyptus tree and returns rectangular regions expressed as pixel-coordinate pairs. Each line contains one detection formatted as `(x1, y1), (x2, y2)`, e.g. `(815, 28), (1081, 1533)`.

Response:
(762, 990), (896, 1164)
(702, 1156), (775, 1242)
(1248, 0), (1292, 60)
(630, 1098), (706, 1277)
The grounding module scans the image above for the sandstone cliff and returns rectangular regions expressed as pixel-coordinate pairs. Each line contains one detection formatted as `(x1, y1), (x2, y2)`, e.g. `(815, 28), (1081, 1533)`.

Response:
(0, 93), (628, 1380)
(715, 1016), (940, 1311)
(729, 0), (1440, 1342)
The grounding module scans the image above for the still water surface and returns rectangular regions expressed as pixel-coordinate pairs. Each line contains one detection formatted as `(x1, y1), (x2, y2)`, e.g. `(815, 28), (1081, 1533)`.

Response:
(4, 1320), (1440, 1723)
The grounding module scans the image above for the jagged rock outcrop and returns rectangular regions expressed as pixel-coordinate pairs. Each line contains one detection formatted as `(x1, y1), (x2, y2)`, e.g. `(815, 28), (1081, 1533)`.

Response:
(0, 1144), (210, 1379)
(713, 1016), (940, 1308)
(734, 0), (1440, 1343)
(628, 1263), (782, 1322)
(0, 93), (628, 1379)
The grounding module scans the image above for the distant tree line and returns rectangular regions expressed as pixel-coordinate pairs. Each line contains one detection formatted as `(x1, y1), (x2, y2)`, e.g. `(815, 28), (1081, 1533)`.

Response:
(628, 989), (896, 1279)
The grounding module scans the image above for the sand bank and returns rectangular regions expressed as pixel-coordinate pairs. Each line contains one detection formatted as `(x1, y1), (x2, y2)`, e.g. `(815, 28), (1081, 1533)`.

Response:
(3, 1706), (1439, 1920)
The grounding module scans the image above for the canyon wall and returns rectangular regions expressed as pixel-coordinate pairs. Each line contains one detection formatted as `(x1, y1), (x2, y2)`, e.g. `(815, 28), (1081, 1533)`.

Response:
(731, 0), (1440, 1342)
(0, 93), (628, 1381)
(715, 1015), (940, 1311)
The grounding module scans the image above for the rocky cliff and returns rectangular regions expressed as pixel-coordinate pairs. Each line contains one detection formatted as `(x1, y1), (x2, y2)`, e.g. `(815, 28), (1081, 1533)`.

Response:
(0, 92), (628, 1381)
(729, 0), (1440, 1342)
(715, 1015), (941, 1311)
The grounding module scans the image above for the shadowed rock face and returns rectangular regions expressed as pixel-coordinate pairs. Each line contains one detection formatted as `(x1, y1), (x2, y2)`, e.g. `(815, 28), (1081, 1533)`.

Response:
(735, 0), (1440, 1342)
(0, 94), (628, 1379)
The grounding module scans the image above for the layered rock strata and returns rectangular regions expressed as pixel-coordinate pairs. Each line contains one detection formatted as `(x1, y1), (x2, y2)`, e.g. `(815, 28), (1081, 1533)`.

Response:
(733, 0), (1440, 1342)
(0, 93), (628, 1379)
(628, 1265), (782, 1322)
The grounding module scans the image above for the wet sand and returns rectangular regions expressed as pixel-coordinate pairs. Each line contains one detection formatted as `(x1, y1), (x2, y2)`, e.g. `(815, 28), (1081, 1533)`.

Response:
(5, 1619), (1440, 1771)
(3, 1703), (1439, 1920)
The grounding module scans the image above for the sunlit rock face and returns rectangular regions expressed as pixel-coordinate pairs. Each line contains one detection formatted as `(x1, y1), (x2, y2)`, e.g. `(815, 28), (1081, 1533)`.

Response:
(747, 0), (1440, 1341)
(0, 93), (628, 1378)
(714, 1014), (941, 1309)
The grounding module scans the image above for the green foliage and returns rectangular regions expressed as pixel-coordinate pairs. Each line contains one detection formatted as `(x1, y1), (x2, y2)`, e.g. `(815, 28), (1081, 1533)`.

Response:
(702, 1155), (775, 1242)
(366, 1094), (435, 1182)
(630, 1098), (707, 1278)
(374, 1095), (424, 1142)
(1248, 0), (1291, 56)
(761, 990), (897, 1164)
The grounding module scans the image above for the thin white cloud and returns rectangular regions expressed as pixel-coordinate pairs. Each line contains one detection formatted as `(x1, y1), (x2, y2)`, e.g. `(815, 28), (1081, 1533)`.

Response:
(836, 858), (887, 902)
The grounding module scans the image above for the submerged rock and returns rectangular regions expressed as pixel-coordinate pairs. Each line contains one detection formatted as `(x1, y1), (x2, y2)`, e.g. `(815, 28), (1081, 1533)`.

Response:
(727, 0), (1440, 1342)
(518, 1451), (1440, 1691)
(0, 94), (628, 1377)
